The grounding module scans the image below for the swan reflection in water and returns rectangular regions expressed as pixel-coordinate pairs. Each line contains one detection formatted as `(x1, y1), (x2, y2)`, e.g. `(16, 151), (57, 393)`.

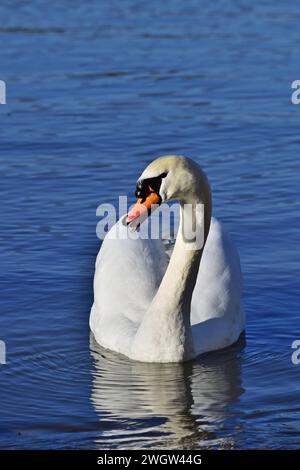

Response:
(90, 334), (245, 449)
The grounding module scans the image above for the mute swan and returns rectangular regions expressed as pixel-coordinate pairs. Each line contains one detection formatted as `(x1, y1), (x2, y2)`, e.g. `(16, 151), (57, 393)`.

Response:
(90, 155), (245, 363)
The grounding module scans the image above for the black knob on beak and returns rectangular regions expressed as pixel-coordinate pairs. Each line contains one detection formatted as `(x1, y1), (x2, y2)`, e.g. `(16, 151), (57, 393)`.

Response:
(135, 179), (147, 199)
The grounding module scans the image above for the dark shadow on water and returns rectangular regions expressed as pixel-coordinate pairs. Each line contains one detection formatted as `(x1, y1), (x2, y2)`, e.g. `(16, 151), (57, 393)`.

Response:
(89, 334), (245, 449)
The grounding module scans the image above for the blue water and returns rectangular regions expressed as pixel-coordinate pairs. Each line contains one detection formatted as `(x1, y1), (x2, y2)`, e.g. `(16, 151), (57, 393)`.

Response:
(0, 0), (299, 449)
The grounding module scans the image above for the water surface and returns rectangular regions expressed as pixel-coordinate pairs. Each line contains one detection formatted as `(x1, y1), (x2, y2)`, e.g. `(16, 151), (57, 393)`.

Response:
(0, 0), (299, 449)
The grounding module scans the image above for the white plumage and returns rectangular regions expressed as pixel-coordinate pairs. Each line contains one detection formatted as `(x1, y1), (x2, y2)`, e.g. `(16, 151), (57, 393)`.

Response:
(90, 156), (245, 362)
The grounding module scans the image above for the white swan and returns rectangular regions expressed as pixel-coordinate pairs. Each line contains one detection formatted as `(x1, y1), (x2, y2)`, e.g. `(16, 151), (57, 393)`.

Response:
(90, 155), (245, 363)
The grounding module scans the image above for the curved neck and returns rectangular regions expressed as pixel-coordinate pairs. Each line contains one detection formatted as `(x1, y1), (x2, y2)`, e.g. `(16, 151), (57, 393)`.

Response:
(132, 170), (212, 362)
(154, 198), (209, 320)
(155, 169), (212, 322)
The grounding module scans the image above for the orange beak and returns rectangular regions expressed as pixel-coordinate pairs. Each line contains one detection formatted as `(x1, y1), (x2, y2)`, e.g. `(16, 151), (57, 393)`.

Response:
(126, 189), (161, 225)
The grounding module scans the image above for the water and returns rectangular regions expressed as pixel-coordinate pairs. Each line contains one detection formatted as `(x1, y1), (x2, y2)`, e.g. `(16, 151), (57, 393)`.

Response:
(0, 0), (299, 449)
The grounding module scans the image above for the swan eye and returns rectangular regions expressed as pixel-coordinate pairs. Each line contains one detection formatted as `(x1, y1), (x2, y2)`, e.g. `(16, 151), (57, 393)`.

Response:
(135, 173), (167, 199)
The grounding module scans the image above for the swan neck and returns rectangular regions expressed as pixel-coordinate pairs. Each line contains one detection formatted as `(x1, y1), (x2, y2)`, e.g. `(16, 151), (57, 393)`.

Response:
(132, 166), (212, 362)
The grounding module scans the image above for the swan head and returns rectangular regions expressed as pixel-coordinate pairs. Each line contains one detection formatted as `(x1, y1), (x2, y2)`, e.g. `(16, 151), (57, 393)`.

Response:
(127, 155), (211, 229)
